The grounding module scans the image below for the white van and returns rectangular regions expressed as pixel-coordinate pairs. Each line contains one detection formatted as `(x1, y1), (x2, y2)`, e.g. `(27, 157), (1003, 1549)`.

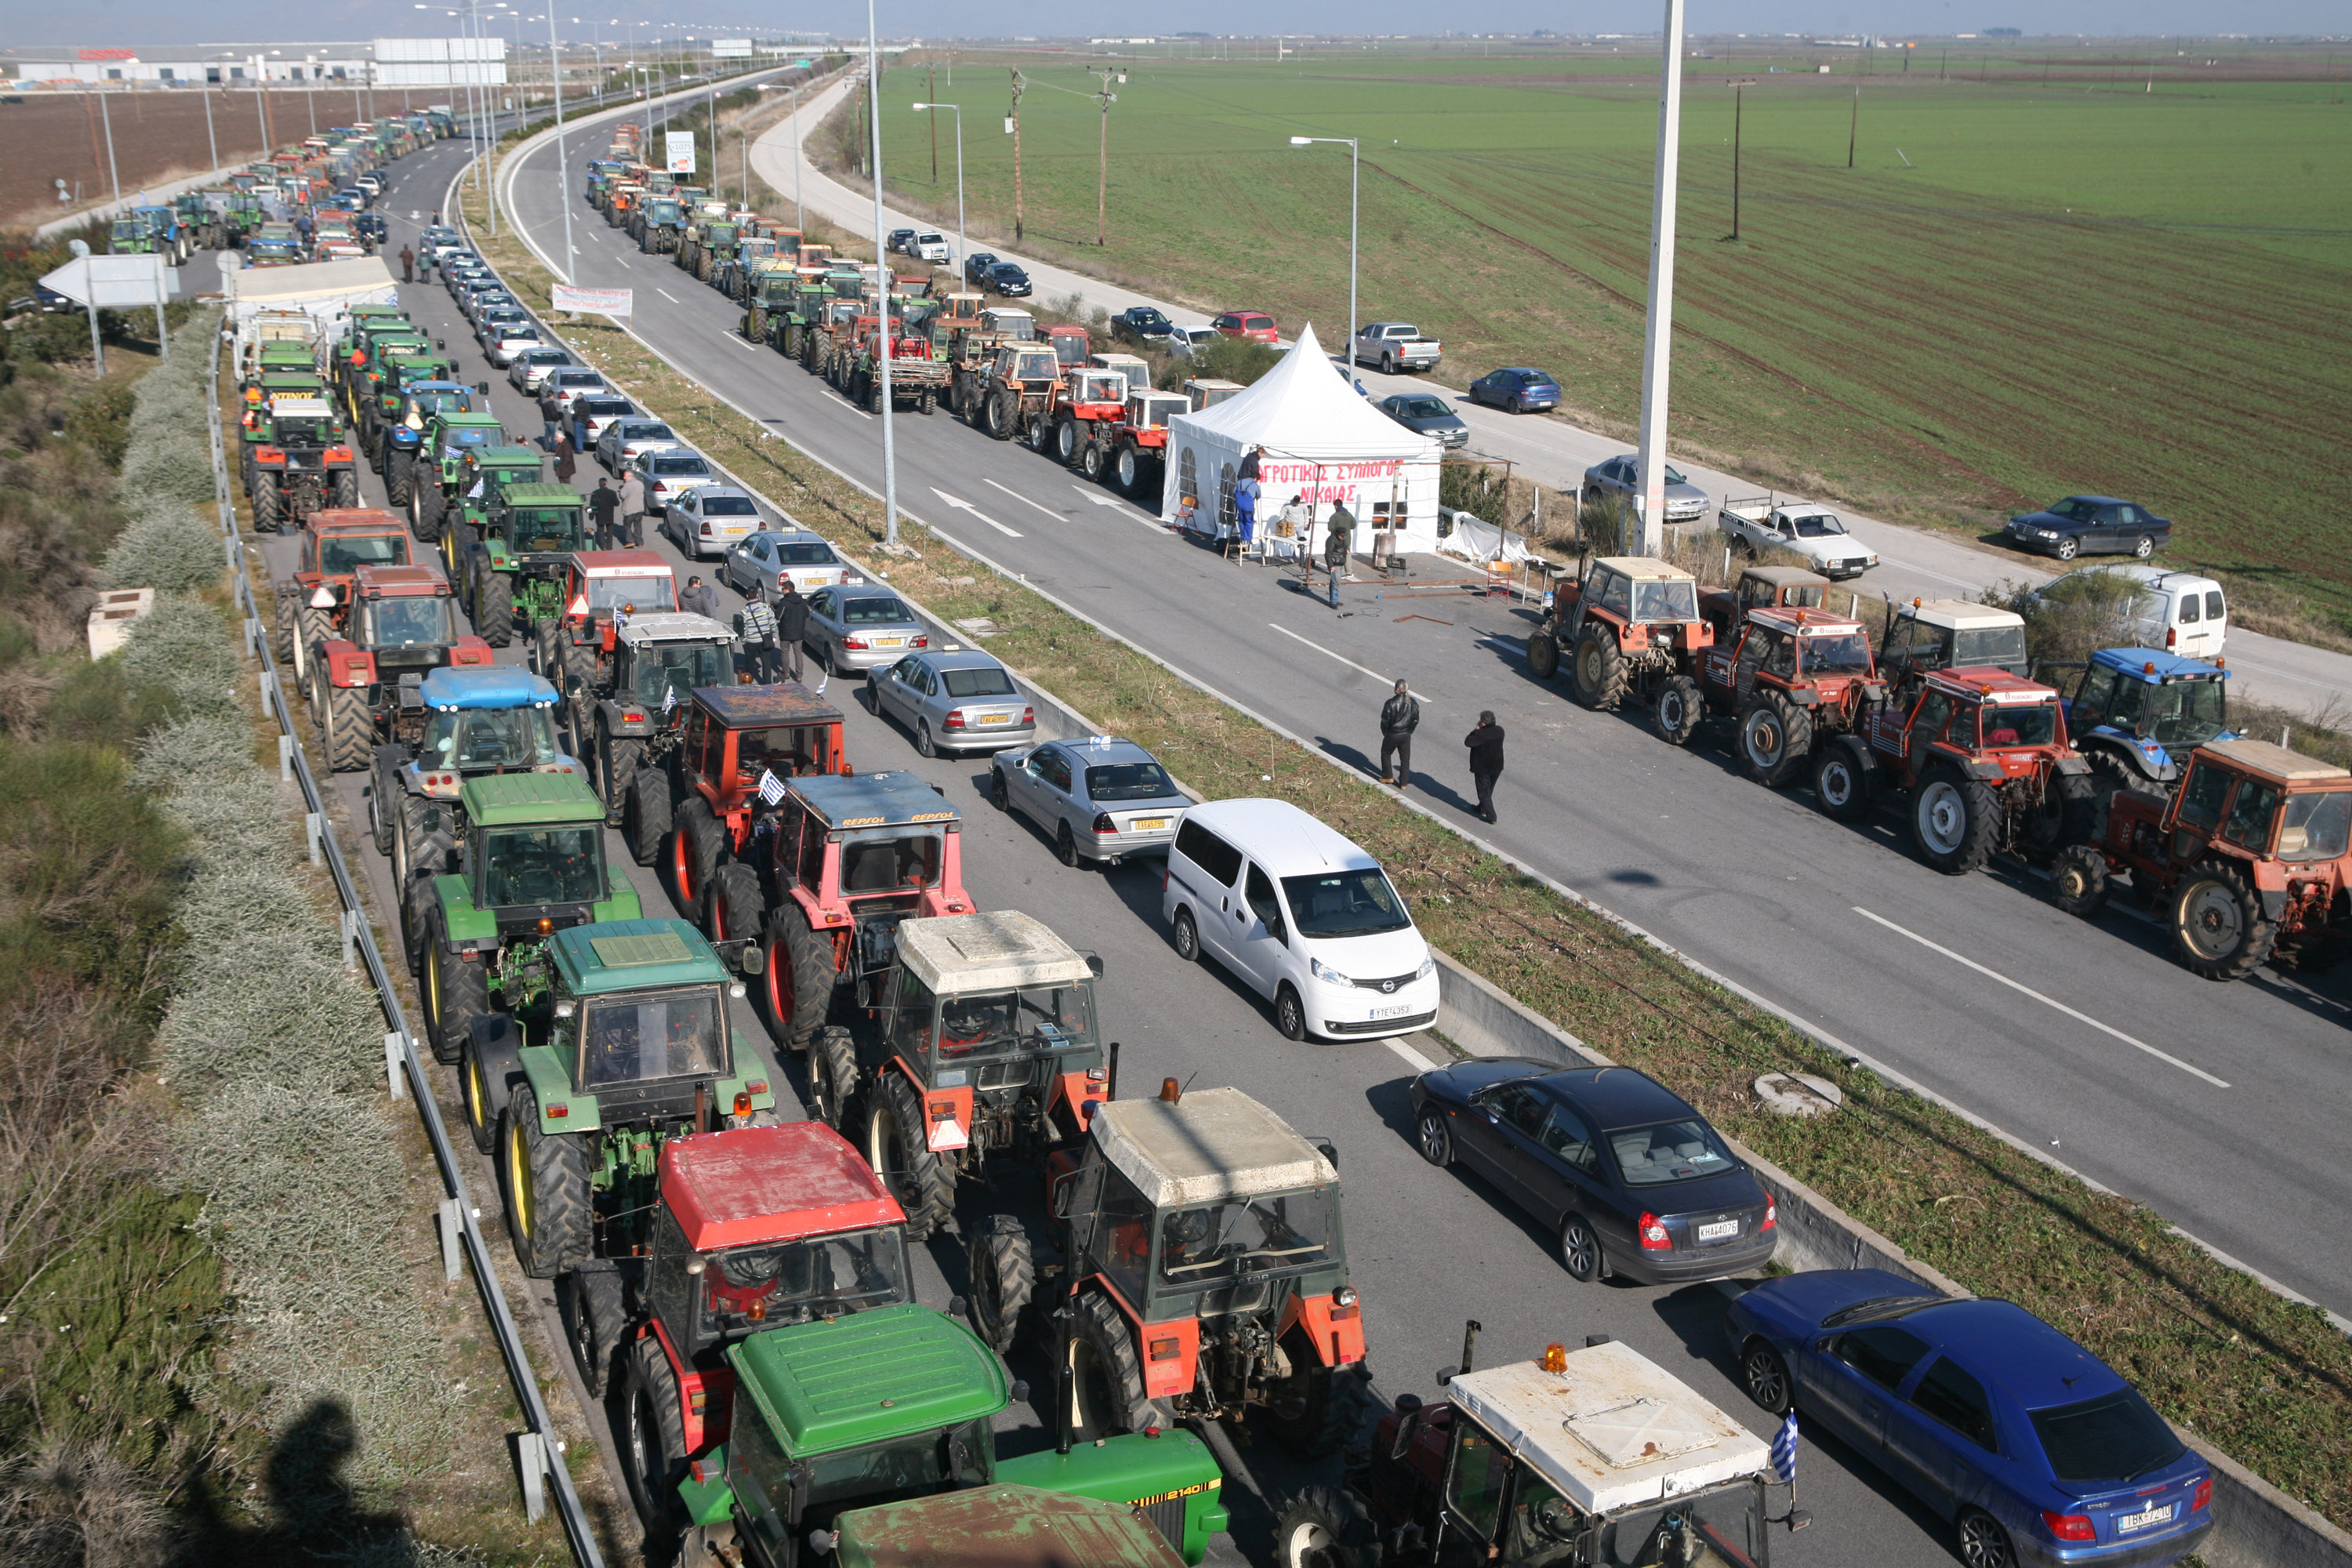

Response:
(2049, 564), (2229, 660)
(913, 231), (951, 263)
(1161, 799), (1439, 1041)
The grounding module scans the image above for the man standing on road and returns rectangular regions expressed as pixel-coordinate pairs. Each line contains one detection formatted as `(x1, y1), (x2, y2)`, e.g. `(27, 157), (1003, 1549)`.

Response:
(619, 469), (648, 547)
(1465, 711), (1504, 824)
(554, 428), (578, 485)
(1379, 679), (1419, 789)
(775, 579), (809, 682)
(1325, 503), (1356, 576)
(588, 478), (619, 550)
(539, 387), (564, 452)
(399, 245), (416, 284)
(740, 588), (780, 682)
(681, 574), (720, 622)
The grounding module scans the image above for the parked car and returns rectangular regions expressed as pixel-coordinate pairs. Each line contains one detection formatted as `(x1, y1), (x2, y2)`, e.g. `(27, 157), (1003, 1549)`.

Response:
(597, 418), (681, 473)
(1728, 1270), (2213, 1568)
(1411, 1059), (1776, 1284)
(1212, 310), (1279, 343)
(543, 367), (610, 409)
(2006, 495), (2172, 561)
(721, 528), (860, 598)
(1377, 393), (1469, 448)
(963, 252), (999, 285)
(1167, 325), (1221, 360)
(1113, 305), (1174, 345)
(1468, 366), (1561, 413)
(989, 736), (1186, 868)
(867, 647), (1036, 757)
(1163, 797), (1438, 1041)
(983, 262), (1033, 298)
(1352, 321), (1441, 373)
(485, 325), (544, 368)
(1717, 495), (1877, 578)
(661, 484), (762, 559)
(886, 227), (916, 254)
(2034, 564), (2228, 660)
(912, 231), (950, 263)
(1583, 452), (1709, 524)
(573, 395), (637, 450)
(802, 586), (927, 673)
(627, 447), (717, 513)
(506, 347), (575, 394)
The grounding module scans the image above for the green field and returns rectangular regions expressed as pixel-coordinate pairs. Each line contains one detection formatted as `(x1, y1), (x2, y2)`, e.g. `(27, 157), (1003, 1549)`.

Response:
(860, 48), (2352, 634)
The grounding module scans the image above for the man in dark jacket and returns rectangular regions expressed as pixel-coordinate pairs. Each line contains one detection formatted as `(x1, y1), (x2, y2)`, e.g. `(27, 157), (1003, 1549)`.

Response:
(1379, 679), (1419, 789)
(399, 245), (416, 284)
(774, 579), (809, 681)
(1465, 712), (1504, 824)
(587, 478), (619, 549)
(680, 575), (720, 622)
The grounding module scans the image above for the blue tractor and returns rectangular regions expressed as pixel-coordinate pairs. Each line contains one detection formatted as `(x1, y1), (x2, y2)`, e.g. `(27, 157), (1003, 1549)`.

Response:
(2042, 647), (2236, 820)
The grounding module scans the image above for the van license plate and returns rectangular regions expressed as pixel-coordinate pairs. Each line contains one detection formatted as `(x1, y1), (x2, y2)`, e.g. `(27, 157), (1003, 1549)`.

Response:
(1368, 1004), (1413, 1020)
(2118, 1505), (2174, 1534)
(1697, 1221), (1740, 1243)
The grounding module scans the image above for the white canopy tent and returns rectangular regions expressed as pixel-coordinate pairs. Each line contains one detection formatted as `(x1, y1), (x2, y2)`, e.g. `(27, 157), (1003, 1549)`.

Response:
(1160, 325), (1443, 554)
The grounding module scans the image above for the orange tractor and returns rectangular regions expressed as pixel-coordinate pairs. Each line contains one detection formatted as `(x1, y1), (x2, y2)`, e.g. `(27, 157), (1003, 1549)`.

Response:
(272, 507), (415, 687)
(1526, 556), (1716, 740)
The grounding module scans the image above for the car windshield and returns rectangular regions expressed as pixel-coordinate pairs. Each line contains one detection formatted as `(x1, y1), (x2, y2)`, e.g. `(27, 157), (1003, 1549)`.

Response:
(2047, 498), (2100, 522)
(1792, 512), (1847, 537)
(1798, 633), (1873, 676)
(365, 595), (458, 645)
(696, 1226), (909, 1340)
(1632, 580), (1700, 624)
(586, 575), (671, 614)
(1599, 1486), (1765, 1568)
(1281, 868), (1412, 938)
(1953, 625), (2027, 667)
(699, 495), (759, 517)
(506, 508), (583, 552)
(841, 596), (911, 626)
(935, 982), (1098, 1066)
(1086, 761), (1174, 802)
(481, 825), (602, 907)
(1610, 1117), (1739, 1185)
(2030, 1390), (2183, 1484)
(840, 829), (942, 894)
(774, 540), (837, 565)
(1976, 700), (2060, 749)
(631, 641), (731, 705)
(942, 666), (1016, 699)
(2279, 789), (2352, 862)
(421, 705), (561, 768)
(319, 534), (409, 574)
(1156, 1187), (1335, 1287)
(650, 456), (708, 476)
(1396, 398), (1449, 418)
(579, 985), (726, 1087)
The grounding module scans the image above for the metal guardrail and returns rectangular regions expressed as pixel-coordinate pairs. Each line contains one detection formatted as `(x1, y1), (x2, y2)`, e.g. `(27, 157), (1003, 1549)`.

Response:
(203, 322), (606, 1568)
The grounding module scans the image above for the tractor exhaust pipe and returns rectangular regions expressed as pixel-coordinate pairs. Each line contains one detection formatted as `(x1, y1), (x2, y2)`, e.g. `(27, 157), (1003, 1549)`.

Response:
(694, 1081), (711, 1134)
(1439, 1319), (1483, 1386)
(1105, 1040), (1120, 1102)
(1056, 1342), (1076, 1457)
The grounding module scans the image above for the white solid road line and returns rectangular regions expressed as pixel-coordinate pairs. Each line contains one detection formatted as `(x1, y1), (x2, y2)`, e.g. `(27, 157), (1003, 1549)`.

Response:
(1851, 906), (2231, 1088)
(1385, 1036), (1434, 1074)
(930, 488), (1022, 538)
(723, 331), (755, 351)
(655, 287), (679, 303)
(984, 477), (1065, 521)
(1268, 622), (1425, 699)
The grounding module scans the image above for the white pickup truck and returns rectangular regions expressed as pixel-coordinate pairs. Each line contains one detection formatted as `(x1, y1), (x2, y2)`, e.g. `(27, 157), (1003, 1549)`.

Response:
(1352, 321), (1442, 374)
(1719, 494), (1879, 579)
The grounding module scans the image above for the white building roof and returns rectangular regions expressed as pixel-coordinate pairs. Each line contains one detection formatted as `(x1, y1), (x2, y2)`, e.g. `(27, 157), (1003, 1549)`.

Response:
(898, 910), (1093, 996)
(1091, 1086), (1335, 1209)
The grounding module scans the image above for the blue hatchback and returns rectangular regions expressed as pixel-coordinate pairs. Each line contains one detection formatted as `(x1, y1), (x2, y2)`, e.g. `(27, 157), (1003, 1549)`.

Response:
(1726, 1270), (2212, 1568)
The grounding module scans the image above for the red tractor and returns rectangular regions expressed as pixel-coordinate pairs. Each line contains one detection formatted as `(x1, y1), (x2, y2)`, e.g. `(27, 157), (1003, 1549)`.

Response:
(546, 548), (681, 695)
(1046, 367), (1132, 473)
(1525, 556), (1715, 741)
(1694, 603), (1887, 787)
(272, 506), (414, 687)
(1820, 667), (2095, 874)
(1697, 564), (1831, 647)
(2053, 738), (2352, 979)
(303, 562), (495, 771)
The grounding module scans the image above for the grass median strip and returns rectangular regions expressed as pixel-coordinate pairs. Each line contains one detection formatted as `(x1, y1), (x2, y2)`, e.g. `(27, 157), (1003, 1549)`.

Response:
(464, 147), (2352, 1530)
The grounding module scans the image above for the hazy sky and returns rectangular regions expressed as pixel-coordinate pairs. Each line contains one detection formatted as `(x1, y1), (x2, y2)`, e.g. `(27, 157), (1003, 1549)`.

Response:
(4, 2), (2336, 50)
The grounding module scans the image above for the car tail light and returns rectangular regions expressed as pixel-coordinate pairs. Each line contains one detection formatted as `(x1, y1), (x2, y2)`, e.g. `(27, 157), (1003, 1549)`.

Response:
(1638, 1212), (1671, 1250)
(912, 635), (928, 648)
(699, 521), (713, 535)
(1093, 812), (1116, 834)
(844, 636), (868, 650)
(2165, 626), (2176, 648)
(2192, 1478), (2212, 1512)
(2040, 1512), (2096, 1543)
(1021, 706), (1033, 724)
(1762, 1198), (1776, 1231)
(944, 711), (966, 730)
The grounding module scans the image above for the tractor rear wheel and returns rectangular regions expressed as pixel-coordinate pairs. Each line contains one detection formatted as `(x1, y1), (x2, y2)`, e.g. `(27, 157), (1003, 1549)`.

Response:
(424, 924), (488, 1064)
(1068, 1287), (1164, 1440)
(761, 909), (840, 1049)
(670, 797), (726, 909)
(808, 1025), (858, 1128)
(460, 1028), (502, 1156)
(1911, 762), (2000, 875)
(624, 766), (673, 866)
(502, 1083), (590, 1279)
(532, 619), (563, 681)
(2052, 844), (2111, 919)
(559, 1268), (626, 1400)
(1272, 1486), (1378, 1568)
(474, 570), (514, 647)
(1525, 630), (1559, 681)
(1570, 626), (1628, 711)
(396, 792), (456, 889)
(385, 449), (414, 508)
(2171, 858), (2278, 981)
(401, 869), (439, 978)
(985, 389), (1016, 441)
(1079, 441), (1106, 482)
(252, 478), (283, 532)
(1052, 417), (1077, 464)
(273, 592), (298, 667)
(1653, 674), (1705, 748)
(1114, 445), (1145, 495)
(865, 1072), (954, 1242)
(294, 607), (333, 687)
(1738, 689), (1813, 785)
(331, 469), (360, 509)
(704, 862), (764, 945)
(966, 1214), (1034, 1356)
(2085, 750), (2144, 840)
(618, 1338), (688, 1537)
(324, 683), (372, 772)
(594, 728), (641, 821)
(415, 482), (445, 543)
(1813, 735), (1878, 822)
(1265, 1349), (1374, 1460)
(368, 747), (402, 855)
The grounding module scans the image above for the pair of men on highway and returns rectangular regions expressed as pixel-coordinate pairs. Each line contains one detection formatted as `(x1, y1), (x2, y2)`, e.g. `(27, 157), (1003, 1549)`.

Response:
(735, 580), (809, 684)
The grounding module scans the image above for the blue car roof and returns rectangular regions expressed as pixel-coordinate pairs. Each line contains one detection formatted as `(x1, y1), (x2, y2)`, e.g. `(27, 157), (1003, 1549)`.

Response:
(2090, 648), (2226, 684)
(419, 666), (559, 710)
(1904, 1298), (2128, 1410)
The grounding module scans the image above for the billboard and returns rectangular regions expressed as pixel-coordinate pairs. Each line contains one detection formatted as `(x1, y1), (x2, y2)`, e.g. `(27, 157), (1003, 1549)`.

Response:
(372, 37), (509, 86)
(712, 38), (753, 58)
(664, 132), (696, 175)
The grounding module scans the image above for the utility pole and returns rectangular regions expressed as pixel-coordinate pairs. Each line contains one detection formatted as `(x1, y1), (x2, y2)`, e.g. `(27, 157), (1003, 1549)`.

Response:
(789, 76), (804, 229)
(546, 1), (575, 281)
(1726, 78), (1754, 241)
(1091, 69), (1118, 245)
(866, 0), (899, 552)
(1009, 69), (1025, 242)
(98, 86), (124, 217)
(1847, 84), (1859, 169)
(1632, 0), (1688, 557)
(928, 64), (938, 180)
(201, 74), (219, 176)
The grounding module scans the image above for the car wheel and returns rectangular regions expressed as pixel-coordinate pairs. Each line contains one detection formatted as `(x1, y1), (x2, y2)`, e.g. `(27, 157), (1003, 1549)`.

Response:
(2132, 534), (2156, 559)
(989, 769), (1011, 811)
(1415, 1109), (1452, 1167)
(1274, 984), (1308, 1042)
(2055, 536), (2079, 561)
(1559, 1216), (1602, 1282)
(1055, 822), (1081, 868)
(915, 720), (937, 759)
(1172, 908), (1201, 963)
(1739, 1339), (1793, 1416)
(1957, 1509), (2017, 1568)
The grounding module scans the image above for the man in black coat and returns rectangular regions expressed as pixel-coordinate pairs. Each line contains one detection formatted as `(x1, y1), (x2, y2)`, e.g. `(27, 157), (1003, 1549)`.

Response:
(1465, 711), (1504, 824)
(773, 579), (810, 681)
(1379, 679), (1419, 789)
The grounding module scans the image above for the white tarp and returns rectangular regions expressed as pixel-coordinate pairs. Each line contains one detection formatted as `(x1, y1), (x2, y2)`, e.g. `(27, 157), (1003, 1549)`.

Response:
(1160, 325), (1442, 552)
(220, 255), (401, 310)
(1438, 511), (1540, 567)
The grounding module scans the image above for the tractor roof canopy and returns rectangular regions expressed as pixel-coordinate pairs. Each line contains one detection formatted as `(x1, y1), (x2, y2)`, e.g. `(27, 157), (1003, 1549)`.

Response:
(897, 911), (1091, 996)
(497, 481), (583, 507)
(728, 1303), (1006, 1457)
(2092, 647), (2227, 684)
(420, 666), (559, 709)
(471, 446), (546, 473)
(789, 771), (959, 833)
(1926, 669), (2060, 705)
(551, 917), (729, 996)
(659, 1121), (903, 1252)
(618, 612), (734, 647)
(458, 771), (608, 827)
(2198, 737), (2349, 788)
(1591, 556), (1693, 583)
(695, 683), (845, 731)
(1092, 1087), (1335, 1209)
(1748, 606), (1864, 637)
(1900, 598), (2024, 632)
(353, 563), (451, 598)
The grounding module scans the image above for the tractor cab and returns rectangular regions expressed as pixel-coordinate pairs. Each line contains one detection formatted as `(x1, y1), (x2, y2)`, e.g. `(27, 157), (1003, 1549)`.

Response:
(574, 612), (739, 817)
(298, 506), (411, 593)
(1698, 604), (1883, 788)
(560, 547), (678, 639)
(980, 307), (1036, 341)
(1878, 599), (2030, 686)
(2045, 647), (2234, 793)
(1044, 324), (1093, 368)
(1530, 557), (1713, 730)
(403, 666), (571, 807)
(1069, 368), (1129, 420)
(1699, 564), (1829, 646)
(451, 773), (632, 938)
(1849, 667), (2091, 874)
(1088, 353), (1151, 397)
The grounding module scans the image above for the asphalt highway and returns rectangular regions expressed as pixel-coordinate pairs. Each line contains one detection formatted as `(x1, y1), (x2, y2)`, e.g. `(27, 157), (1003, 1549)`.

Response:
(280, 127), (1988, 1567)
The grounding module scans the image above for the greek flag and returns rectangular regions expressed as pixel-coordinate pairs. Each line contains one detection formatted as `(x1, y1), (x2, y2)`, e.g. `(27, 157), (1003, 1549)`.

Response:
(1770, 1412), (1799, 1486)
(757, 768), (787, 807)
(661, 684), (677, 714)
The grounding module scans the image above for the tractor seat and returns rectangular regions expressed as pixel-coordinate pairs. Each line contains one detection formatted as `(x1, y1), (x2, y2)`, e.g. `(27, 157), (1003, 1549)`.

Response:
(2277, 827), (2307, 857)
(1986, 728), (2020, 746)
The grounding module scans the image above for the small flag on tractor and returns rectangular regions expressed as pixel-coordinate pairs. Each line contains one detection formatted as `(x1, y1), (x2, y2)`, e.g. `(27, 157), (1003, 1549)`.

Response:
(662, 684), (677, 713)
(757, 768), (787, 806)
(1771, 1412), (1798, 1486)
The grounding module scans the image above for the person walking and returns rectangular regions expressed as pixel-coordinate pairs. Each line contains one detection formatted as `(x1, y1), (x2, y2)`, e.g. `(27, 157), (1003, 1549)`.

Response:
(399, 244), (416, 284)
(1379, 680), (1420, 789)
(619, 469), (648, 546)
(588, 478), (619, 550)
(740, 588), (781, 681)
(1465, 712), (1505, 824)
(774, 578), (809, 681)
(553, 427), (578, 485)
(1325, 502), (1356, 575)
(681, 574), (720, 622)
(538, 386), (563, 451)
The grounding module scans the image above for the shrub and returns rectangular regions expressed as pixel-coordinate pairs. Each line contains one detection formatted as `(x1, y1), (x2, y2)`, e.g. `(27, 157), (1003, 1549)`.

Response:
(101, 506), (222, 594)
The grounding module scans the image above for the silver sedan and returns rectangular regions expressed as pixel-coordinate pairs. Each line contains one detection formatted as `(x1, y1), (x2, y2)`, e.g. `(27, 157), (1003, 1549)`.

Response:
(867, 648), (1034, 758)
(1581, 452), (1711, 526)
(989, 737), (1187, 867)
(722, 528), (862, 597)
(804, 586), (927, 673)
(596, 417), (681, 474)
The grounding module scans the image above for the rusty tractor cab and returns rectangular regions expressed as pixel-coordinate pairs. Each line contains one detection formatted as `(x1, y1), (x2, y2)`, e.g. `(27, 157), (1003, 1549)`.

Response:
(272, 506), (412, 685)
(996, 1084), (1368, 1459)
(248, 394), (361, 531)
(1044, 323), (1093, 370)
(1878, 598), (2031, 690)
(1108, 390), (1192, 498)
(1048, 367), (1135, 472)
(552, 548), (680, 696)
(850, 327), (949, 416)
(1528, 557), (1716, 741)
(2054, 738), (2352, 980)
(1696, 604), (1887, 788)
(1184, 379), (1244, 413)
(307, 561), (494, 771)
(574, 611), (739, 822)
(972, 341), (1065, 445)
(754, 771), (975, 1055)
(1826, 667), (2093, 874)
(1697, 564), (1830, 648)
(854, 910), (1110, 1242)
(806, 296), (870, 382)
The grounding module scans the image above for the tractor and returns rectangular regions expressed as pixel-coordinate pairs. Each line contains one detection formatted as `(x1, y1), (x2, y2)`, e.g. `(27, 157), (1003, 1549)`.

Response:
(404, 771), (642, 1063)
(847, 327), (949, 416)
(245, 394), (361, 532)
(1046, 367), (1133, 473)
(2041, 648), (2236, 815)
(564, 610), (738, 822)
(368, 665), (579, 893)
(963, 339), (1065, 444)
(850, 909), (1111, 1242)
(815, 1484), (1192, 1568)
(302, 561), (495, 771)
(1270, 1333), (1793, 1568)
(972, 1083), (1370, 1459)
(270, 506), (413, 685)
(1819, 667), (2095, 875)
(1877, 597), (2031, 688)
(1693, 604), (1887, 787)
(458, 919), (777, 1276)
(1523, 556), (1715, 739)
(408, 408), (511, 542)
(1696, 564), (1831, 648)
(634, 194), (688, 254)
(2053, 738), (2351, 980)
(681, 215), (742, 282)
(545, 548), (682, 695)
(736, 262), (800, 344)
(448, 478), (588, 648)
(238, 370), (328, 486)
(1070, 385), (1188, 497)
(375, 379), (488, 507)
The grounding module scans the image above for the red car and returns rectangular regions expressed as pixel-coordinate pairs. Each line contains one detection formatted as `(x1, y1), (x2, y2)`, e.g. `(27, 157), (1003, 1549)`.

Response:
(1214, 310), (1278, 343)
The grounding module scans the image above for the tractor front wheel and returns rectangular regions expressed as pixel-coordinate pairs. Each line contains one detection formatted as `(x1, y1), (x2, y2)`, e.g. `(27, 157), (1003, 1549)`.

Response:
(1272, 1486), (1378, 1568)
(1738, 689), (1813, 786)
(501, 1083), (590, 1279)
(424, 925), (488, 1064)
(704, 862), (764, 946)
(2020, 768), (2096, 866)
(1068, 1287), (1165, 1441)
(618, 1338), (688, 1537)
(2171, 858), (2278, 981)
(595, 728), (641, 822)
(1911, 763), (2001, 875)
(808, 1025), (859, 1128)
(1570, 626), (1628, 711)
(385, 450), (414, 508)
(1264, 1348), (1374, 1460)
(1114, 445), (1145, 495)
(966, 1214), (1035, 1356)
(865, 1072), (954, 1242)
(559, 1268), (626, 1400)
(1813, 736), (1878, 822)
(763, 910), (841, 1049)
(623, 766), (673, 867)
(324, 682), (372, 772)
(1079, 441), (1106, 483)
(459, 1028), (502, 1156)
(1525, 630), (1559, 681)
(2052, 844), (2111, 919)
(670, 797), (726, 909)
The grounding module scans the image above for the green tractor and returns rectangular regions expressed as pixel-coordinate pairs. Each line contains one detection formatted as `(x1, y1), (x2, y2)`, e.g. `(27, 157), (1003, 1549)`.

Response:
(404, 771), (642, 1063)
(739, 264), (799, 346)
(409, 408), (511, 543)
(682, 216), (742, 284)
(448, 477), (585, 648)
(634, 194), (688, 254)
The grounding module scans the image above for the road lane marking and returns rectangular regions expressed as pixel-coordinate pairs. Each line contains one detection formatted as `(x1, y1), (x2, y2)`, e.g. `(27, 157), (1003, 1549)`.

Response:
(613, 256), (630, 269)
(723, 331), (755, 351)
(1267, 623), (1424, 699)
(1385, 1037), (1433, 1074)
(984, 477), (1065, 520)
(930, 488), (1021, 538)
(655, 287), (679, 303)
(1069, 484), (1127, 509)
(1851, 906), (2230, 1087)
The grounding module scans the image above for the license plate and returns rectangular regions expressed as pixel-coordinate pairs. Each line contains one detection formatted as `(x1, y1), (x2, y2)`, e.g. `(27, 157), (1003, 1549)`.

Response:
(1131, 817), (1171, 831)
(871, 636), (903, 648)
(975, 712), (1012, 727)
(1368, 1004), (1413, 1019)
(2118, 1505), (2174, 1534)
(1697, 1220), (1740, 1243)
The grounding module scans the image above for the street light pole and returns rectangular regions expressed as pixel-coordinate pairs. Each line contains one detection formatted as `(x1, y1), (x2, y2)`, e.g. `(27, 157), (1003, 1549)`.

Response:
(202, 71), (220, 175)
(98, 85), (124, 217)
(546, 3), (576, 281)
(913, 100), (963, 277)
(866, 0), (898, 551)
(1632, 0), (1688, 556)
(1288, 136), (1358, 384)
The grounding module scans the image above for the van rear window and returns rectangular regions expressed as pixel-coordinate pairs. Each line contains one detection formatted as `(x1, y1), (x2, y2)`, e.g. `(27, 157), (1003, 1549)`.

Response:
(2205, 591), (2225, 619)
(1175, 820), (1242, 887)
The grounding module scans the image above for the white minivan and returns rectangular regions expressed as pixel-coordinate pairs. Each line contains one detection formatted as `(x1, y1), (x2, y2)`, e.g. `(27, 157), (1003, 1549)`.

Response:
(1162, 799), (1439, 1042)
(2047, 564), (2229, 660)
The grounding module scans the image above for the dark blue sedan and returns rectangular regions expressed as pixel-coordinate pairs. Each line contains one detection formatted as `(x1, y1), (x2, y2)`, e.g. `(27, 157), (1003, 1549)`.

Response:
(983, 262), (1032, 298)
(1409, 1058), (1775, 1285)
(2005, 495), (2171, 561)
(1726, 1269), (2212, 1568)
(1467, 366), (1560, 413)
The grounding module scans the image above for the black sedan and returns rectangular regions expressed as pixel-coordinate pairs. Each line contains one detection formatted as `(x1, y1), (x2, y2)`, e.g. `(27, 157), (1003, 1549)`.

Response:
(983, 262), (1033, 298)
(2005, 495), (2171, 561)
(1410, 1058), (1776, 1284)
(963, 252), (1000, 286)
(1114, 305), (1174, 345)
(1377, 393), (1469, 448)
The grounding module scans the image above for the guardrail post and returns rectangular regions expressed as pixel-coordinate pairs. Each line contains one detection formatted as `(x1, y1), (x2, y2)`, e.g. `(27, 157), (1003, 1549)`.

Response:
(224, 535), (238, 568)
(517, 1431), (548, 1523)
(385, 1032), (408, 1100)
(341, 909), (360, 973)
(438, 1199), (463, 1282)
(260, 668), (276, 708)
(278, 735), (294, 782)
(306, 812), (323, 867)
(245, 616), (260, 655)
